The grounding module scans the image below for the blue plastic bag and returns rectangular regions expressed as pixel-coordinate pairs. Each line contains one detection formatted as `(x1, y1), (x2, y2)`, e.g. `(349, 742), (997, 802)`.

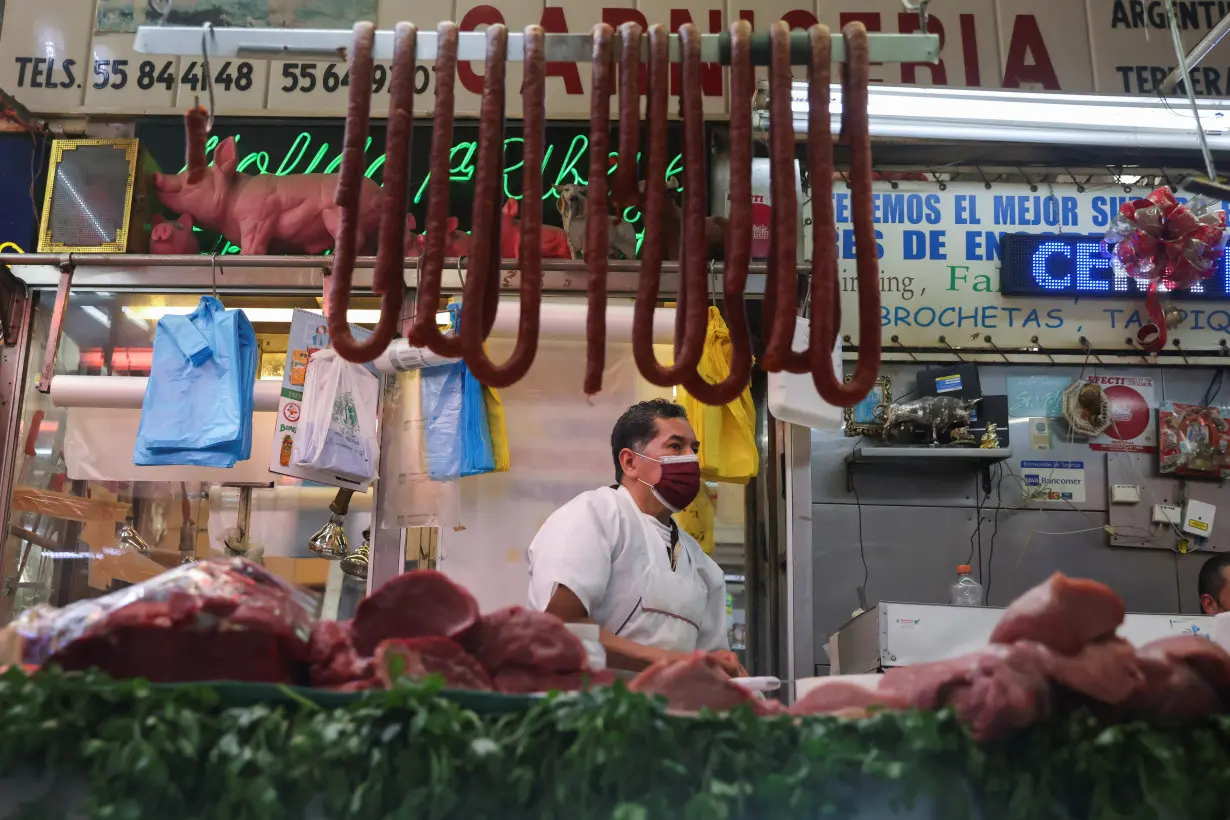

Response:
(421, 306), (495, 480)
(134, 296), (256, 467)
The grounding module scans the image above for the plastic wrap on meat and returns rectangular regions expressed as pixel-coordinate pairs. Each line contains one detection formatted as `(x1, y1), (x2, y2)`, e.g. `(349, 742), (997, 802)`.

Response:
(461, 607), (587, 674)
(308, 620), (373, 689)
(492, 666), (616, 694)
(374, 637), (492, 691)
(351, 570), (480, 656)
(13, 558), (315, 683)
(988, 573), (1125, 655)
(628, 653), (758, 712)
(789, 675), (910, 717)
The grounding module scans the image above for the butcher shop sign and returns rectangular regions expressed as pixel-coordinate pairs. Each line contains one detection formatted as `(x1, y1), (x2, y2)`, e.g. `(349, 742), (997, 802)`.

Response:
(10, 0), (1230, 119)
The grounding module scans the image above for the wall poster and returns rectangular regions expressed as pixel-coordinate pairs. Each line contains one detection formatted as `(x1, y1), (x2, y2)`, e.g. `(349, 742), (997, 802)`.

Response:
(96, 0), (376, 33)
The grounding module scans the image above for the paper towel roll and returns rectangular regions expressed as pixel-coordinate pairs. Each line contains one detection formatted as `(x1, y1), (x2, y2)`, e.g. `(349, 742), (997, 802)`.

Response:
(51, 376), (281, 412)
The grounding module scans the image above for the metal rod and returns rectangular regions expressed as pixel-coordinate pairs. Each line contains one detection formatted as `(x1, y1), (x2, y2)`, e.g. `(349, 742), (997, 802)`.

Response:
(1159, 11), (1230, 94)
(36, 265), (72, 394)
(0, 253), (767, 274)
(134, 26), (940, 66)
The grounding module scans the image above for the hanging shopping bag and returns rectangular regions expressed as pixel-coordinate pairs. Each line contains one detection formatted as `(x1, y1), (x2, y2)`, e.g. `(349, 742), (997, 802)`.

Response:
(292, 349), (381, 483)
(422, 360), (496, 481)
(680, 306), (759, 484)
(484, 385), (510, 473)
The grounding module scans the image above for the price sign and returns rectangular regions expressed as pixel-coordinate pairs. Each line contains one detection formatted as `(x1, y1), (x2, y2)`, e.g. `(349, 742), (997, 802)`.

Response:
(84, 35), (179, 111)
(266, 59), (435, 117)
(174, 58), (269, 112)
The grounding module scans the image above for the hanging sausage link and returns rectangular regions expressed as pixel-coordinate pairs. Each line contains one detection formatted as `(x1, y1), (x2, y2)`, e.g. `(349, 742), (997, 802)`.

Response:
(583, 24), (615, 396)
(810, 22), (882, 406)
(328, 22), (413, 363)
(460, 26), (546, 388)
(807, 25), (841, 359)
(759, 21), (804, 374)
(610, 23), (642, 212)
(630, 24), (708, 388)
(678, 19), (754, 406)
(408, 23), (462, 358)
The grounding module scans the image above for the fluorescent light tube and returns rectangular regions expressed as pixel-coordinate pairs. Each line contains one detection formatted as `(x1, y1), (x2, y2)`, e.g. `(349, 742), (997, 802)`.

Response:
(82, 306), (111, 328)
(123, 306), (384, 324)
(767, 84), (1230, 150)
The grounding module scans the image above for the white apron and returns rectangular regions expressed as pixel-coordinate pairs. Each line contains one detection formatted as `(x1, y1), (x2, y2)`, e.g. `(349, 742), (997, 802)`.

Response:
(607, 487), (709, 654)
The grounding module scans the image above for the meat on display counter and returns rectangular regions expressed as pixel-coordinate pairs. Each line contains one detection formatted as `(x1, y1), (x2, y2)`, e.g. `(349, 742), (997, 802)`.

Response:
(830, 601), (1213, 674)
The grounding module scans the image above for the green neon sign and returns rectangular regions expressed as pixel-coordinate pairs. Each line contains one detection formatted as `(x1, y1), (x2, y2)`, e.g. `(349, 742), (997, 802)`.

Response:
(179, 130), (683, 257)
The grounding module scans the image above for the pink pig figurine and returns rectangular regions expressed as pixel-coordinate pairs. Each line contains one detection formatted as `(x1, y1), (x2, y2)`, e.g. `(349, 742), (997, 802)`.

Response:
(150, 214), (200, 255)
(152, 136), (384, 255)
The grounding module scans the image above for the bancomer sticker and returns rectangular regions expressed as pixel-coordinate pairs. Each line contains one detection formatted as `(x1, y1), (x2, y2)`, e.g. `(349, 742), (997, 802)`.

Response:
(1020, 460), (1087, 503)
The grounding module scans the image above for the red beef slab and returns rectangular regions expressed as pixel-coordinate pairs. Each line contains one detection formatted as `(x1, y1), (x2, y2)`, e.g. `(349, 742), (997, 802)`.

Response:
(1137, 635), (1230, 692)
(374, 636), (492, 691)
(462, 607), (587, 674)
(492, 666), (616, 694)
(1123, 654), (1224, 721)
(351, 570), (480, 657)
(789, 676), (910, 716)
(308, 620), (373, 689)
(628, 653), (757, 713)
(989, 573), (1125, 655)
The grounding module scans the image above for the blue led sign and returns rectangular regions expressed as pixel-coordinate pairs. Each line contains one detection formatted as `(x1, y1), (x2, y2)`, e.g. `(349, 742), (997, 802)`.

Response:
(999, 233), (1230, 300)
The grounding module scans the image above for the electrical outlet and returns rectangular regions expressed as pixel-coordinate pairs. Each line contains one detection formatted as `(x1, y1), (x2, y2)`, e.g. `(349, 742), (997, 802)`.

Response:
(1152, 504), (1181, 525)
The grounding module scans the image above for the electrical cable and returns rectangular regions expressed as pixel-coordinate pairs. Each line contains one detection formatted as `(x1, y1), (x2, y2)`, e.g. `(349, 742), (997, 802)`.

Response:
(1201, 367), (1224, 407)
(851, 472), (868, 607)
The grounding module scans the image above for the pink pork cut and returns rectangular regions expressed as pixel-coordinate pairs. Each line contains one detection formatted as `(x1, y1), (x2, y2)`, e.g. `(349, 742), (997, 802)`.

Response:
(461, 607), (588, 674)
(789, 675), (910, 717)
(374, 637), (492, 691)
(628, 653), (758, 713)
(1121, 636), (1230, 721)
(351, 570), (480, 657)
(988, 573), (1125, 655)
(1019, 638), (1145, 706)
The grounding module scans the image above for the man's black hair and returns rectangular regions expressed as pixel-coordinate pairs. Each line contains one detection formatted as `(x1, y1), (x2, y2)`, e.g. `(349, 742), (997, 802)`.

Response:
(1199, 552), (1230, 603)
(610, 399), (689, 483)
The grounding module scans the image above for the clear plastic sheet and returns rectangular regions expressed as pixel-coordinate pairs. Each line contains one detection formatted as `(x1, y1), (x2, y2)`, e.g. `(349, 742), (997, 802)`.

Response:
(13, 557), (317, 666)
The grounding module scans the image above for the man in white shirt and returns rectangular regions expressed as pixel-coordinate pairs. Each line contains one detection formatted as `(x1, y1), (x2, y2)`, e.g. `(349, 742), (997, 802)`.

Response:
(527, 399), (743, 675)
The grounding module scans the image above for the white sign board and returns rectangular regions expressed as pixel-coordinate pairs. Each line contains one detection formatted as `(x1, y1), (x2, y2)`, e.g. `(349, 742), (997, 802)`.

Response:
(1019, 459), (1086, 503)
(820, 182), (1230, 353)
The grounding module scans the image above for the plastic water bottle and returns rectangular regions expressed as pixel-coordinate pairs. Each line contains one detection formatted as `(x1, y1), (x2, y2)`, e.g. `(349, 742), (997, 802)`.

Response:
(949, 564), (983, 606)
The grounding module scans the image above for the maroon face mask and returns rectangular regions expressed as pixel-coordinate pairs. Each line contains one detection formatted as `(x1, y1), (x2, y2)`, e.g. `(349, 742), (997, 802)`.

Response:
(635, 453), (701, 512)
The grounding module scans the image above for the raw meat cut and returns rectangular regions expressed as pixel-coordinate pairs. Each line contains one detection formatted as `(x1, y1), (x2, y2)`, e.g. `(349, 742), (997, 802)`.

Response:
(789, 675), (910, 717)
(14, 558), (315, 684)
(308, 620), (372, 689)
(462, 607), (588, 674)
(351, 570), (480, 656)
(1138, 635), (1230, 692)
(492, 666), (617, 695)
(1022, 638), (1144, 706)
(628, 653), (758, 713)
(374, 637), (492, 691)
(1121, 636), (1230, 721)
(989, 573), (1125, 655)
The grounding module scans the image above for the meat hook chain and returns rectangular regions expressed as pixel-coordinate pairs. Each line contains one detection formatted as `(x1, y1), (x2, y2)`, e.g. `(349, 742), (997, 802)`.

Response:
(315, 20), (883, 406)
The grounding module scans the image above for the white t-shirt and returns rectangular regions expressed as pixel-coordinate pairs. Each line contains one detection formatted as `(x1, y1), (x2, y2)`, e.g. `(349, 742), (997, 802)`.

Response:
(527, 485), (729, 652)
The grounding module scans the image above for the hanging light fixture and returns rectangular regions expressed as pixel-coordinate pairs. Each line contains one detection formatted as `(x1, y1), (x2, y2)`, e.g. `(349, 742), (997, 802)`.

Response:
(308, 489), (354, 560)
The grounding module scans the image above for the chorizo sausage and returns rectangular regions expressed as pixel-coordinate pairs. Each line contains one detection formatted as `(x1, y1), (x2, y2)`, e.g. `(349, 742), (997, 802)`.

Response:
(630, 24), (707, 388)
(759, 21), (802, 374)
(409, 23), (463, 358)
(461, 25), (547, 388)
(185, 105), (209, 183)
(806, 25), (840, 359)
(584, 24), (614, 396)
(679, 19), (754, 406)
(810, 22), (881, 406)
(329, 22), (409, 364)
(611, 23), (642, 211)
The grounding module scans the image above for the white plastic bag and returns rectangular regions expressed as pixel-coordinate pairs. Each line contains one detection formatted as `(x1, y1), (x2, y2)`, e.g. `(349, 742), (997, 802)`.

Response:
(292, 349), (381, 482)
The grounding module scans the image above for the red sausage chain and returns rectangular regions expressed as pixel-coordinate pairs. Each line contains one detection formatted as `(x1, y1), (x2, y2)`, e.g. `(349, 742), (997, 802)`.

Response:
(459, 25), (547, 388)
(611, 23), (643, 212)
(328, 21), (412, 363)
(583, 24), (614, 396)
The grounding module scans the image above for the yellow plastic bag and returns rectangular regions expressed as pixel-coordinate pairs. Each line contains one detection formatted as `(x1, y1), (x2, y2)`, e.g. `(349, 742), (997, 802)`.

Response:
(483, 385), (510, 473)
(680, 306), (759, 484)
(675, 481), (716, 555)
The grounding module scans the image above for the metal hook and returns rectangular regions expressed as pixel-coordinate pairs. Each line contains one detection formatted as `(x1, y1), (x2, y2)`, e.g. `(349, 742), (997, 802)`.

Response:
(983, 335), (1010, 363)
(1172, 338), (1190, 365)
(974, 165), (993, 190)
(1017, 167), (1037, 193)
(455, 255), (466, 290)
(210, 253), (219, 299)
(891, 334), (920, 362)
(1030, 335), (1056, 364)
(838, 168), (850, 188)
(900, 0), (930, 32)
(200, 23), (217, 132)
(927, 166), (947, 191)
(1079, 335), (1103, 367)
(708, 259), (718, 308)
(1127, 336), (1152, 365)
(1221, 339), (1229, 357)
(938, 335), (965, 362)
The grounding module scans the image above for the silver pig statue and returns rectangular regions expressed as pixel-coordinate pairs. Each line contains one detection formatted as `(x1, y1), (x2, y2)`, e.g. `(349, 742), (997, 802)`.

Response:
(881, 396), (981, 446)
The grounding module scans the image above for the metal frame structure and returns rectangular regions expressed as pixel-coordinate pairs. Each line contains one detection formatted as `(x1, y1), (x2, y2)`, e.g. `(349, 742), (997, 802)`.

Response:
(0, 269), (35, 624)
(133, 25), (940, 67)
